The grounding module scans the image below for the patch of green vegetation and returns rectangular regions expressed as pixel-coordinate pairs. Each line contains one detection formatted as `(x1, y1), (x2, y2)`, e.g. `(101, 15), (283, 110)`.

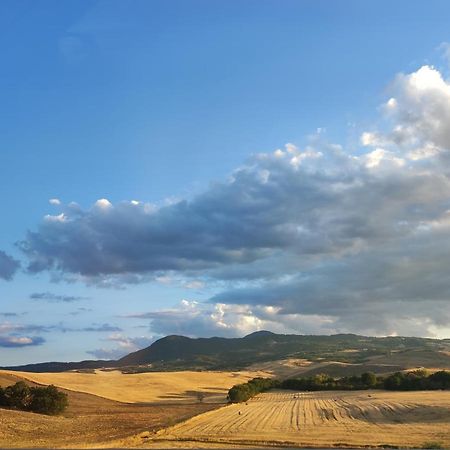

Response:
(228, 377), (279, 403)
(0, 381), (68, 415)
(422, 442), (444, 449)
(228, 370), (450, 403)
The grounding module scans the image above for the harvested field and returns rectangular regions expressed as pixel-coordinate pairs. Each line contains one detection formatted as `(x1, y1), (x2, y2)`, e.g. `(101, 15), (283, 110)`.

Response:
(0, 381), (217, 448)
(0, 369), (268, 404)
(149, 390), (450, 448)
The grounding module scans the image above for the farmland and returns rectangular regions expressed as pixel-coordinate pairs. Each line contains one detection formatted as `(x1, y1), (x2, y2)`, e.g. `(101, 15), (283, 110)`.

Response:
(149, 390), (450, 448)
(0, 379), (217, 448)
(0, 369), (268, 403)
(1, 369), (450, 448)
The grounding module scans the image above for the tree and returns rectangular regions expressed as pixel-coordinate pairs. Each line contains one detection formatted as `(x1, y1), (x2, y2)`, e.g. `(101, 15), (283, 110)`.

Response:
(429, 371), (450, 389)
(4, 381), (32, 410)
(0, 382), (68, 415)
(361, 372), (377, 388)
(29, 385), (68, 415)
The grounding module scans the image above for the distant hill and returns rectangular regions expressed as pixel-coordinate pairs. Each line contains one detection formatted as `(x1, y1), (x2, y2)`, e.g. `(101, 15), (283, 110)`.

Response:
(3, 332), (450, 373)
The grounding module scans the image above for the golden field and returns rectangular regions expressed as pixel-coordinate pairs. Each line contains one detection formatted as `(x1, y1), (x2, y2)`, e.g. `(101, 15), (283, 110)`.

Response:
(1, 369), (450, 448)
(0, 369), (269, 403)
(0, 371), (217, 448)
(147, 390), (450, 448)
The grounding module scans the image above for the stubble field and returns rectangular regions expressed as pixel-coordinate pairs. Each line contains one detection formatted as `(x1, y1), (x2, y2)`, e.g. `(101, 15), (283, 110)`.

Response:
(148, 390), (450, 448)
(1, 370), (450, 448)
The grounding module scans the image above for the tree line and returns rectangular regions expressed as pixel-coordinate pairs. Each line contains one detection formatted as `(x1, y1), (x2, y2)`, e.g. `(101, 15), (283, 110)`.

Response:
(227, 370), (450, 403)
(0, 381), (68, 415)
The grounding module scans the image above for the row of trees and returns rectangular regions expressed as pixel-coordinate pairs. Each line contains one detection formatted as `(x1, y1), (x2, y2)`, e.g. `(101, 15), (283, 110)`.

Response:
(280, 372), (379, 391)
(227, 377), (279, 402)
(0, 381), (68, 415)
(384, 370), (450, 390)
(227, 370), (450, 403)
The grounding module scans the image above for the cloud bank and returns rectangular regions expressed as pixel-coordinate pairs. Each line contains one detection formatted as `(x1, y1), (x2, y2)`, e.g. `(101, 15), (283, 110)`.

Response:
(18, 65), (450, 337)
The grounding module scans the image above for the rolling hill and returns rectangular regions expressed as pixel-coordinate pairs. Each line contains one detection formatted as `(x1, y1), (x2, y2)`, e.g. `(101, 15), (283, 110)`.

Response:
(3, 331), (450, 373)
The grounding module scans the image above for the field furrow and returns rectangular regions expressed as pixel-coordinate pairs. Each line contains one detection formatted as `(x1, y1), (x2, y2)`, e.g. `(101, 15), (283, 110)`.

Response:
(151, 390), (450, 448)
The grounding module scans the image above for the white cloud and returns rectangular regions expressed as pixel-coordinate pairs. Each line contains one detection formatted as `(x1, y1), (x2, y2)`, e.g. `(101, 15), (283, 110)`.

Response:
(17, 64), (450, 337)
(95, 198), (112, 209)
(44, 213), (67, 223)
(87, 334), (155, 359)
(365, 65), (450, 153)
(184, 280), (205, 290)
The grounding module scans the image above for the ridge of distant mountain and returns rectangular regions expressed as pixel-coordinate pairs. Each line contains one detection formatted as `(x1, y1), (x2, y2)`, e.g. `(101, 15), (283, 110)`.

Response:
(2, 331), (450, 373)
(1, 359), (116, 373)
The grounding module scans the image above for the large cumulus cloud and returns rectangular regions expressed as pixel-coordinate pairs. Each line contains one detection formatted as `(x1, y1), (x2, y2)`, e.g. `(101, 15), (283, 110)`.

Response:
(17, 65), (450, 336)
(128, 300), (335, 338)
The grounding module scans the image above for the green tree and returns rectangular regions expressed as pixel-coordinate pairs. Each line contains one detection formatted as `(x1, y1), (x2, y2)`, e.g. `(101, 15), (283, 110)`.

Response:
(361, 372), (377, 388)
(29, 385), (68, 415)
(4, 381), (32, 410)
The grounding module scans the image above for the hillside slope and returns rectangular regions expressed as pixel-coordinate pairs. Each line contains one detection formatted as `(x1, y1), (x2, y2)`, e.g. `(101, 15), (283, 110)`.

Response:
(3, 332), (450, 373)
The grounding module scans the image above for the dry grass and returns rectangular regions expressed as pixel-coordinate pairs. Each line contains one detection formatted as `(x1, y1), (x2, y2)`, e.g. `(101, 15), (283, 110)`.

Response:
(2, 369), (449, 448)
(148, 390), (450, 448)
(0, 380), (217, 448)
(0, 369), (269, 404)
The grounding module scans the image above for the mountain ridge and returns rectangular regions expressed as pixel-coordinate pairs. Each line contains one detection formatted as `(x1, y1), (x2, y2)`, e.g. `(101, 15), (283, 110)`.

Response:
(3, 331), (450, 373)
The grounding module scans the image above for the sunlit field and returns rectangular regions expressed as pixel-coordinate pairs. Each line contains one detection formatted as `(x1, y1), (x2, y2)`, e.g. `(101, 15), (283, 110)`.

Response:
(148, 390), (450, 448)
(0, 369), (269, 404)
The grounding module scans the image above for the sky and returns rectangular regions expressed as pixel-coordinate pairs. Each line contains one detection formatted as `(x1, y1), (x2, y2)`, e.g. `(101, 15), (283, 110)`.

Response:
(2, 0), (450, 365)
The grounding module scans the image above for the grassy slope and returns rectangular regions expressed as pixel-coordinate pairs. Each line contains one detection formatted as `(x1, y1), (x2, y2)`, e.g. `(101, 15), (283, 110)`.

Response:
(0, 374), (218, 448)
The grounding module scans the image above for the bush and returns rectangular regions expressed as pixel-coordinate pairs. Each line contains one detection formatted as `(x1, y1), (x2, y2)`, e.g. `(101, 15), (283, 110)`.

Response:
(0, 382), (68, 415)
(4, 381), (32, 410)
(29, 385), (68, 415)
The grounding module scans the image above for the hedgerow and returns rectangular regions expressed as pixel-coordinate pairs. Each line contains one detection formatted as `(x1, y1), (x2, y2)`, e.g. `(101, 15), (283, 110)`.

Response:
(227, 370), (450, 402)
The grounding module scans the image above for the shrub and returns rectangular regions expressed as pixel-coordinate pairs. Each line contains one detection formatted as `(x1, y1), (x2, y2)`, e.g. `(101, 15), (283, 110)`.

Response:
(29, 385), (68, 415)
(4, 381), (32, 410)
(0, 382), (68, 415)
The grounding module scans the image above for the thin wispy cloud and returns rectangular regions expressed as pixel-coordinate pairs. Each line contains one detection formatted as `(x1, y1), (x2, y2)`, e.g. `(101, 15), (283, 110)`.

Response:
(30, 292), (89, 302)
(0, 250), (20, 281)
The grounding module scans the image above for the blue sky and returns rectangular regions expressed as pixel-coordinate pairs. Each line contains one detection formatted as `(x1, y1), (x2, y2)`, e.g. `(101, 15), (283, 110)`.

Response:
(2, 0), (450, 365)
